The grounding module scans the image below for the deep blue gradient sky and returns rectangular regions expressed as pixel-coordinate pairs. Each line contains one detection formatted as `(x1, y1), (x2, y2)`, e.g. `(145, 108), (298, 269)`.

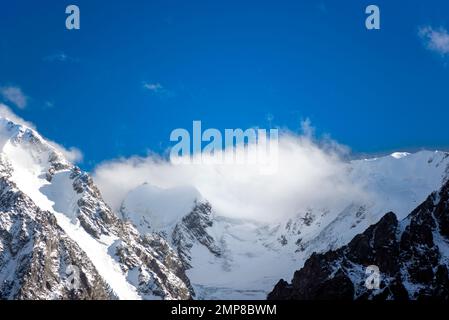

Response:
(1, 0), (449, 170)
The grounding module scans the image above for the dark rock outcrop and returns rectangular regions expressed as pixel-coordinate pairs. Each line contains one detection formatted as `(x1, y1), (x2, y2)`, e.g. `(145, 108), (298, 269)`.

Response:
(172, 201), (222, 269)
(268, 181), (449, 300)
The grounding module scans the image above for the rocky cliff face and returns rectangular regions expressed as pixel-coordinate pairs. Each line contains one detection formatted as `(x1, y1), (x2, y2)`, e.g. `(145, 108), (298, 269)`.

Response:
(0, 177), (116, 300)
(172, 201), (222, 270)
(268, 181), (449, 300)
(0, 118), (191, 300)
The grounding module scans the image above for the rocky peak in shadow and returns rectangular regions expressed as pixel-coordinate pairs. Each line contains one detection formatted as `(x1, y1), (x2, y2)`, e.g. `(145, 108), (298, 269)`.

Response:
(268, 181), (449, 300)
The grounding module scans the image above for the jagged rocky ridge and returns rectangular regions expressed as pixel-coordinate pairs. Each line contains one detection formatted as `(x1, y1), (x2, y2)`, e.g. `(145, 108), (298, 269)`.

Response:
(121, 196), (223, 294)
(0, 176), (116, 299)
(268, 180), (449, 300)
(0, 118), (192, 299)
(172, 201), (222, 270)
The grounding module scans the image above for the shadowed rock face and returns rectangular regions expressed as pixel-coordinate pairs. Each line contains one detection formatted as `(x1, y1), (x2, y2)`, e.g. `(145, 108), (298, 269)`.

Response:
(0, 177), (116, 300)
(172, 201), (222, 270)
(268, 181), (449, 300)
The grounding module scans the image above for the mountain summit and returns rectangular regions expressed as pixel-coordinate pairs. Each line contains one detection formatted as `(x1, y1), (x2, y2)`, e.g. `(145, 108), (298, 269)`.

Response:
(0, 117), (191, 299)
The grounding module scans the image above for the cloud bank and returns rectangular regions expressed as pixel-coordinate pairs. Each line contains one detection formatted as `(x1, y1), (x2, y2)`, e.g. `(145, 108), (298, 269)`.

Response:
(93, 124), (366, 223)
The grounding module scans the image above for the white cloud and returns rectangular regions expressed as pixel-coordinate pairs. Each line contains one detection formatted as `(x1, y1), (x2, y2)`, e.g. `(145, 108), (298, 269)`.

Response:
(143, 82), (163, 92)
(143, 82), (174, 98)
(0, 103), (35, 128)
(0, 103), (83, 163)
(44, 52), (78, 63)
(418, 26), (449, 56)
(93, 122), (366, 223)
(48, 142), (84, 163)
(0, 86), (28, 109)
(44, 101), (55, 109)
(64, 147), (83, 163)
(55, 146), (83, 163)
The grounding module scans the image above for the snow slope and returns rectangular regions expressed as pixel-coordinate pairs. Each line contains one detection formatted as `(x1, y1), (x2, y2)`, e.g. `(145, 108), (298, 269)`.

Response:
(0, 117), (191, 300)
(1, 125), (139, 299)
(120, 150), (449, 299)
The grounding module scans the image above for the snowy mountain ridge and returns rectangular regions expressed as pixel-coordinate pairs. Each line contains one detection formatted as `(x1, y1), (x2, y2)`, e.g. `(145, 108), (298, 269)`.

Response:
(120, 149), (449, 299)
(0, 117), (192, 300)
(1, 112), (449, 300)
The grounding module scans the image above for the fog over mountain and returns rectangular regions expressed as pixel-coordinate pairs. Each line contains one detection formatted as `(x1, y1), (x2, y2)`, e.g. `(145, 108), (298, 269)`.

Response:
(93, 124), (366, 223)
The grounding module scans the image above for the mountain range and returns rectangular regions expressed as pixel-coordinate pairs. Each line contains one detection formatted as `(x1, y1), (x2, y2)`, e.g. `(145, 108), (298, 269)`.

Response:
(0, 114), (448, 300)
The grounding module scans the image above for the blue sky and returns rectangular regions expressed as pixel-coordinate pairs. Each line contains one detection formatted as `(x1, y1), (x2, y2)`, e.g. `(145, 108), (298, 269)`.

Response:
(1, 0), (449, 170)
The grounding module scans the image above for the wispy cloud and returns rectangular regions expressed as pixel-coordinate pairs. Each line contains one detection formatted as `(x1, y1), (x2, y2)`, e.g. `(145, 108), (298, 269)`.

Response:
(0, 86), (28, 109)
(0, 103), (35, 128)
(144, 82), (164, 92)
(52, 145), (83, 163)
(418, 26), (449, 56)
(143, 82), (174, 98)
(44, 101), (55, 109)
(44, 52), (78, 63)
(0, 103), (83, 163)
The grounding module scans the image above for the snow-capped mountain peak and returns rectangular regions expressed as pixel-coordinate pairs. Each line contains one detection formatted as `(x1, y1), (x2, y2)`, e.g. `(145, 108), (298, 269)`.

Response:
(0, 116), (192, 300)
